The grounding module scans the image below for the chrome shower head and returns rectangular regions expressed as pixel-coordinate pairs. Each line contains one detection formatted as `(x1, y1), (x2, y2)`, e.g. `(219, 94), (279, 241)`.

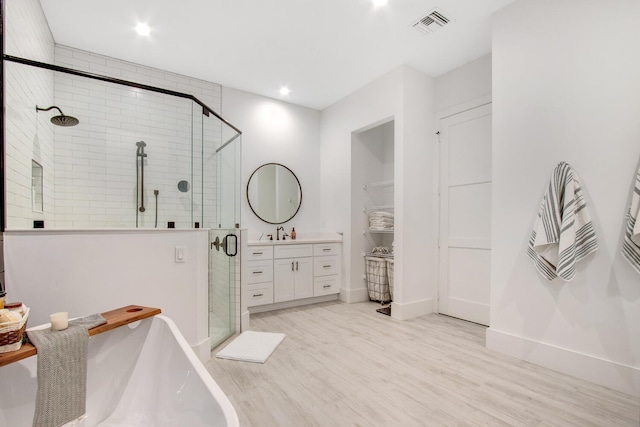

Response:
(36, 105), (79, 127)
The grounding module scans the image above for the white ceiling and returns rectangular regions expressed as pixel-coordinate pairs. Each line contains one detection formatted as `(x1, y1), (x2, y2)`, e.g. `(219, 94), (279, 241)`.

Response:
(39, 0), (514, 110)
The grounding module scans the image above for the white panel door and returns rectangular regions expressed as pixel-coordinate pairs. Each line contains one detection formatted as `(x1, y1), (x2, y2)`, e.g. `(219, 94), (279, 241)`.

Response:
(438, 103), (492, 326)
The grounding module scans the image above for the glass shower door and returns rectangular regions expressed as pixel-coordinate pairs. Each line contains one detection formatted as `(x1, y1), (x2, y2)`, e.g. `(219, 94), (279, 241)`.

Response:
(203, 109), (241, 349)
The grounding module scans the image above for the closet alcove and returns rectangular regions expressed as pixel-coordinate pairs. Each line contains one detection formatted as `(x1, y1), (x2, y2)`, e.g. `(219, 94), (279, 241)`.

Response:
(351, 119), (395, 308)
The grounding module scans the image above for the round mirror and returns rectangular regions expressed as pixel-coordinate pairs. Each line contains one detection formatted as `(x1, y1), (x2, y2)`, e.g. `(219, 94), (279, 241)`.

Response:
(247, 163), (302, 224)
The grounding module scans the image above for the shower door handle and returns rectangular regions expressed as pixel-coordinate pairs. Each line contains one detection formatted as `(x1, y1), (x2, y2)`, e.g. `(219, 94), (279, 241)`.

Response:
(224, 234), (238, 257)
(211, 234), (237, 257)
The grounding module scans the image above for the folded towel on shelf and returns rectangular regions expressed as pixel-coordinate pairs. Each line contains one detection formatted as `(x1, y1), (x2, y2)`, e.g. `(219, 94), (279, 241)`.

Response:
(369, 222), (394, 228)
(27, 314), (107, 427)
(622, 161), (640, 273)
(370, 211), (394, 218)
(527, 162), (598, 281)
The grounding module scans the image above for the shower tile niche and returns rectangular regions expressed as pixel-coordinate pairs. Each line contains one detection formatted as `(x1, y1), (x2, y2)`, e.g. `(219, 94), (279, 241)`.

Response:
(31, 160), (43, 213)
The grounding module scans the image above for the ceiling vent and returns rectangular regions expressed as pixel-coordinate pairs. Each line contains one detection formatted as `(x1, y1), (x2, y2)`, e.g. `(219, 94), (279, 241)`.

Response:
(412, 8), (452, 35)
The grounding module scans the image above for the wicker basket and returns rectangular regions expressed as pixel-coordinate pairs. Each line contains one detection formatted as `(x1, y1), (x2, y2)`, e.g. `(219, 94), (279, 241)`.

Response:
(386, 258), (394, 301)
(0, 306), (30, 353)
(365, 256), (390, 303)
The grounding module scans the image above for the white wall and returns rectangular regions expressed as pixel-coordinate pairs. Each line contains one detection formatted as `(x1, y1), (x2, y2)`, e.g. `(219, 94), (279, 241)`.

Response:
(435, 54), (492, 113)
(321, 65), (436, 319)
(489, 0), (640, 396)
(4, 230), (212, 360)
(221, 87), (322, 236)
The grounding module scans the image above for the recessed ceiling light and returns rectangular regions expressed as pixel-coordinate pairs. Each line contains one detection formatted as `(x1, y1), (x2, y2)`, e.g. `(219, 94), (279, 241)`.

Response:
(135, 23), (151, 37)
(372, 0), (388, 7)
(279, 87), (290, 96)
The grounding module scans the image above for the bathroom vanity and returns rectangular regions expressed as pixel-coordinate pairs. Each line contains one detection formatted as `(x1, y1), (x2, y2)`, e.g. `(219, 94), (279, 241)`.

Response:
(245, 234), (342, 312)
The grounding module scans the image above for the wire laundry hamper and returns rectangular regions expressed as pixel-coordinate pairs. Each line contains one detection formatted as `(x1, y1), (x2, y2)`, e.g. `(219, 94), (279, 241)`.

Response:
(364, 256), (391, 303)
(386, 258), (394, 301)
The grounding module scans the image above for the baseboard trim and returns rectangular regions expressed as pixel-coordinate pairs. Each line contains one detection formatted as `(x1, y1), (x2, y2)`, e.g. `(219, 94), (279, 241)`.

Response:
(391, 298), (434, 320)
(339, 286), (369, 303)
(248, 294), (338, 314)
(486, 328), (640, 397)
(192, 337), (212, 364)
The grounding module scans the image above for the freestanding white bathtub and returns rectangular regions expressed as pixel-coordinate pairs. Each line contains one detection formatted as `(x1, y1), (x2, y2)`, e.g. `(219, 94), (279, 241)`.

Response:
(0, 315), (239, 426)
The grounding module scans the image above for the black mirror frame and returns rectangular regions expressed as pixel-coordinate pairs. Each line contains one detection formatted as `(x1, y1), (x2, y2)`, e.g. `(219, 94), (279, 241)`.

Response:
(246, 163), (302, 225)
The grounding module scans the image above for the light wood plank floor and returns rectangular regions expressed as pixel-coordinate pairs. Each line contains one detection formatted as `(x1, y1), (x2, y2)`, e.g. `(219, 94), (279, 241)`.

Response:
(206, 301), (640, 426)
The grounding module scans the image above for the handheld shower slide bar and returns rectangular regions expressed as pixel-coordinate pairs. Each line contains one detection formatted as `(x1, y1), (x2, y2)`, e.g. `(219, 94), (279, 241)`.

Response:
(136, 141), (147, 227)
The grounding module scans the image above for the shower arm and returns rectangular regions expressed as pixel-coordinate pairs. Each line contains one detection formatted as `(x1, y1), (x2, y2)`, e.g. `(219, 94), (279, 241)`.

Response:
(36, 105), (65, 116)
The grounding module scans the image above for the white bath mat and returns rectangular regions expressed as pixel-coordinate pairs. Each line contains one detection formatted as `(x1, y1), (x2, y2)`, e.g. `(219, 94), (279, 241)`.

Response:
(215, 331), (286, 363)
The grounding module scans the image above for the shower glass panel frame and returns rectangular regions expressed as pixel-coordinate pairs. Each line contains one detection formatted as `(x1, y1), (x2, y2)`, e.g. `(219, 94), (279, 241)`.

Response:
(1, 53), (242, 348)
(2, 56), (242, 231)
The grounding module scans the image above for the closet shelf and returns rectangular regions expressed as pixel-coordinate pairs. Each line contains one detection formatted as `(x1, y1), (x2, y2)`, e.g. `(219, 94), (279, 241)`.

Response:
(363, 179), (394, 189)
(363, 204), (394, 212)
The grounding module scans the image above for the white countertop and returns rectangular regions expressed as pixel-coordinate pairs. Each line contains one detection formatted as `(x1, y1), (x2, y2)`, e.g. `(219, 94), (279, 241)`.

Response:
(248, 232), (342, 246)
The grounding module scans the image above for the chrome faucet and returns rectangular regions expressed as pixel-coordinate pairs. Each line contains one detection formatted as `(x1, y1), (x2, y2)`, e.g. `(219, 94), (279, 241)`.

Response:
(276, 226), (284, 240)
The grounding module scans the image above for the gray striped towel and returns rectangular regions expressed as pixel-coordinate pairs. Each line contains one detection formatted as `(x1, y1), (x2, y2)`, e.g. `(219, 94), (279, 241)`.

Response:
(27, 314), (106, 427)
(527, 162), (598, 281)
(622, 162), (640, 273)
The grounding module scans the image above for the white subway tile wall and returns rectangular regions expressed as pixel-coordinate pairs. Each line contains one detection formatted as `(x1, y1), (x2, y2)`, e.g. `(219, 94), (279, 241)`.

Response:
(4, 0), (56, 229)
(53, 45), (224, 229)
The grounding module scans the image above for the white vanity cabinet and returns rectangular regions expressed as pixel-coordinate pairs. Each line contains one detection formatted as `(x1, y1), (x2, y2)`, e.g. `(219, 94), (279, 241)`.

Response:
(246, 246), (274, 307)
(273, 244), (313, 302)
(245, 239), (341, 310)
(313, 243), (341, 296)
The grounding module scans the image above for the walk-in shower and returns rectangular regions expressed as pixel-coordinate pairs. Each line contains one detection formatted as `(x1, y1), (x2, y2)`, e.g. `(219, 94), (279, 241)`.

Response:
(4, 40), (242, 349)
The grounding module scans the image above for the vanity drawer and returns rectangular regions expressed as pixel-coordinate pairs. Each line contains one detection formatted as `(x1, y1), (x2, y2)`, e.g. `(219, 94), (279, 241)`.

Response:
(246, 260), (273, 284)
(247, 246), (273, 261)
(314, 276), (340, 296)
(314, 243), (341, 256)
(274, 244), (312, 259)
(246, 283), (274, 307)
(314, 255), (340, 277)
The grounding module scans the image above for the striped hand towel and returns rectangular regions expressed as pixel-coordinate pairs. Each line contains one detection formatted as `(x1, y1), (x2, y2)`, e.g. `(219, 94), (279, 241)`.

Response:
(622, 162), (640, 273)
(527, 162), (598, 281)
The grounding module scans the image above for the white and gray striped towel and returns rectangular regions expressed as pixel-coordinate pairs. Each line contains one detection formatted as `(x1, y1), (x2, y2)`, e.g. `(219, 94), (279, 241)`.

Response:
(622, 162), (640, 273)
(527, 162), (598, 281)
(27, 314), (106, 427)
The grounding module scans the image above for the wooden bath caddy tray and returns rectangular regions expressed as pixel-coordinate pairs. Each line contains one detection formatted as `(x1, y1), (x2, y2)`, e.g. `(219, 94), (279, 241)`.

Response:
(0, 305), (161, 368)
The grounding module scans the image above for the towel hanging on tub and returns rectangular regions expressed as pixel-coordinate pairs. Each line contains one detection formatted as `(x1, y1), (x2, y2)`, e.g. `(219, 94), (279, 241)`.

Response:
(622, 161), (640, 273)
(527, 162), (598, 281)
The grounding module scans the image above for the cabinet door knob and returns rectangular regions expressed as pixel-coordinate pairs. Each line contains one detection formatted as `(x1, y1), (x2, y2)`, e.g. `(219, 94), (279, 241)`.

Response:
(253, 271), (263, 274)
(323, 285), (331, 288)
(253, 293), (264, 297)
(323, 265), (331, 268)
(291, 261), (294, 271)
(296, 261), (299, 271)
